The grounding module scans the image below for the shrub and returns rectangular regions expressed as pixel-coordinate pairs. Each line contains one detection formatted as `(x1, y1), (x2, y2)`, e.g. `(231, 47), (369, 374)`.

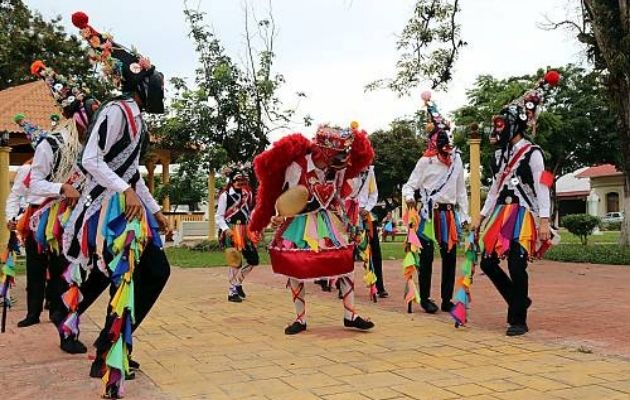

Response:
(561, 214), (600, 245)
(190, 239), (222, 252)
(544, 244), (630, 265)
(601, 221), (622, 231)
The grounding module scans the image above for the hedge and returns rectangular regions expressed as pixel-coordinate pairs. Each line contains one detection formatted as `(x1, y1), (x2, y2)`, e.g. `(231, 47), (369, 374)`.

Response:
(544, 244), (630, 265)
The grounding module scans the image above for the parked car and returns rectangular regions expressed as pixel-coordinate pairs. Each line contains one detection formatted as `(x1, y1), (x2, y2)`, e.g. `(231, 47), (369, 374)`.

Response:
(601, 212), (624, 224)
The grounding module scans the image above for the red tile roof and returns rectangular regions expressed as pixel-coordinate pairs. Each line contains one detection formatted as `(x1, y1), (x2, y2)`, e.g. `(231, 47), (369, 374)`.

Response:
(576, 164), (623, 179)
(0, 80), (62, 140)
(557, 190), (590, 198)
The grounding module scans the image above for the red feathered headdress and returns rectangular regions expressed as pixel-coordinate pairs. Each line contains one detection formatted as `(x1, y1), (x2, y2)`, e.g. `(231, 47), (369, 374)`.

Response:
(249, 133), (313, 232)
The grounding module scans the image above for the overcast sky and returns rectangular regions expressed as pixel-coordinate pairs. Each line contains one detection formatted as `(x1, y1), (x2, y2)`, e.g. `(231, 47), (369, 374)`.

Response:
(26, 0), (585, 140)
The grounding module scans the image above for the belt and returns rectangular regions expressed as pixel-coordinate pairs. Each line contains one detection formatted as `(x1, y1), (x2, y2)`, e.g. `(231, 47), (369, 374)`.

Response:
(497, 194), (520, 206)
(433, 203), (455, 211)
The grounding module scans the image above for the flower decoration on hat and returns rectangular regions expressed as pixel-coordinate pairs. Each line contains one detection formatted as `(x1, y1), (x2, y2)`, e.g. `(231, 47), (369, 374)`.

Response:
(30, 60), (86, 116)
(71, 11), (154, 92)
(420, 90), (452, 158)
(221, 162), (252, 182)
(492, 70), (561, 142)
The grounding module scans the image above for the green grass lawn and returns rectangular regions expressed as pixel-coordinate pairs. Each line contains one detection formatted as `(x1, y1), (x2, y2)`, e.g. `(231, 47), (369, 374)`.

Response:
(6, 230), (625, 274)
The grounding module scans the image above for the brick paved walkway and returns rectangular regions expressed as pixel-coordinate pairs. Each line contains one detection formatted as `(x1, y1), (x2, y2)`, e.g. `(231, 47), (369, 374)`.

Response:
(3, 262), (630, 399)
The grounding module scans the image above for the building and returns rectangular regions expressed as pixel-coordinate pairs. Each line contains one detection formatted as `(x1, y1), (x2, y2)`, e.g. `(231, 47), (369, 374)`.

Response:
(556, 164), (626, 221)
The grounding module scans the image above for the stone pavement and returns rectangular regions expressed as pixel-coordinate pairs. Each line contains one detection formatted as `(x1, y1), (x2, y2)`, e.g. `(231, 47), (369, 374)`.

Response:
(2, 263), (630, 400)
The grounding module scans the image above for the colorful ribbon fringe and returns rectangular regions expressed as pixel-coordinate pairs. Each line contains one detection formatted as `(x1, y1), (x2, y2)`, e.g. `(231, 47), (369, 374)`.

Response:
(417, 208), (461, 252)
(33, 199), (73, 254)
(480, 204), (541, 258)
(86, 193), (161, 399)
(277, 210), (348, 251)
(1, 232), (19, 329)
(450, 232), (477, 328)
(402, 209), (422, 309)
(356, 214), (378, 301)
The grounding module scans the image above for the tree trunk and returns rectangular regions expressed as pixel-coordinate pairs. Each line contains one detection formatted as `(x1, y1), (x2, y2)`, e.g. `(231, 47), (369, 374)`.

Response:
(616, 81), (630, 246)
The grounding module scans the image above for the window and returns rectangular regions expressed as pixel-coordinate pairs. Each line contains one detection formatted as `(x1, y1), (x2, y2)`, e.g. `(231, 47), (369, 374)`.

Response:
(606, 192), (620, 213)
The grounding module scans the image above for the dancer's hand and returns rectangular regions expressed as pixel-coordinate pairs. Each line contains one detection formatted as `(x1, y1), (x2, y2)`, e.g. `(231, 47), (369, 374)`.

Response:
(359, 208), (369, 219)
(61, 183), (80, 207)
(270, 216), (285, 228)
(6, 220), (16, 231)
(154, 211), (170, 233)
(539, 218), (551, 241)
(123, 188), (143, 221)
(225, 229), (233, 237)
(405, 199), (416, 210)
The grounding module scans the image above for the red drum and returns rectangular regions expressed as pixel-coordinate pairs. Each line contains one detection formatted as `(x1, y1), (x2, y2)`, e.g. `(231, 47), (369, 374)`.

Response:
(269, 245), (355, 280)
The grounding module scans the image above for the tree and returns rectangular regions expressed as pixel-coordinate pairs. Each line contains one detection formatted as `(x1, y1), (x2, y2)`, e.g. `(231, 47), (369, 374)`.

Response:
(453, 65), (618, 220)
(153, 160), (208, 212)
(546, 0), (630, 245)
(370, 118), (425, 216)
(0, 0), (108, 96)
(367, 0), (466, 94)
(152, 3), (307, 175)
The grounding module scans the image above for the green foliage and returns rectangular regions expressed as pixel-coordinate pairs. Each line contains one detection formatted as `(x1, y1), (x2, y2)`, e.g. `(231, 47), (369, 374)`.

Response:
(367, 0), (466, 93)
(453, 65), (618, 184)
(151, 5), (306, 172)
(153, 160), (208, 211)
(601, 221), (622, 231)
(0, 0), (109, 96)
(544, 244), (630, 265)
(561, 214), (600, 245)
(370, 118), (424, 211)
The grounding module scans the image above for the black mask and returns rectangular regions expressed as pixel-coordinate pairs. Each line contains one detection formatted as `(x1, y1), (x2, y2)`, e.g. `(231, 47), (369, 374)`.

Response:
(137, 70), (165, 114)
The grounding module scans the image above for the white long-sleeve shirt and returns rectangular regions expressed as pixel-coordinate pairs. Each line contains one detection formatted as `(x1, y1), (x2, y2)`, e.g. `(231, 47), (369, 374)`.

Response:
(81, 99), (161, 215)
(6, 163), (44, 221)
(215, 188), (252, 231)
(402, 153), (469, 222)
(347, 166), (378, 212)
(480, 138), (551, 218)
(29, 138), (64, 199)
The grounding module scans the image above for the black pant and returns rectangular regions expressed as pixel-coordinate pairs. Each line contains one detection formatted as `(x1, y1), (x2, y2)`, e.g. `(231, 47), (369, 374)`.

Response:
(480, 241), (529, 325)
(24, 236), (65, 318)
(418, 237), (456, 304)
(46, 253), (68, 316)
(93, 243), (171, 354)
(24, 235), (49, 318)
(370, 224), (385, 293)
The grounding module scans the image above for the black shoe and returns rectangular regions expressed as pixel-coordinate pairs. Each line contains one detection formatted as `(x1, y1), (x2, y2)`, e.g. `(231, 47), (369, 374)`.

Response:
(377, 290), (389, 299)
(338, 289), (343, 299)
(284, 321), (307, 335)
(420, 299), (438, 314)
(17, 315), (40, 328)
(235, 285), (246, 299)
(228, 293), (243, 303)
(60, 337), (87, 354)
(344, 316), (375, 330)
(441, 301), (455, 312)
(506, 324), (529, 336)
(128, 357), (140, 370)
(90, 358), (136, 379)
(49, 310), (65, 326)
(44, 300), (50, 310)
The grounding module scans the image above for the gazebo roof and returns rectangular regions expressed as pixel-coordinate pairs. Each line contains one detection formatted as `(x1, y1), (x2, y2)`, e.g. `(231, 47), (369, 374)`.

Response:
(0, 80), (63, 165)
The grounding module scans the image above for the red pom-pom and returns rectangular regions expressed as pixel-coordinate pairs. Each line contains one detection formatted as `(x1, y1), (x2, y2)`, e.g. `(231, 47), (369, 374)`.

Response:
(544, 70), (560, 87)
(71, 11), (89, 29)
(30, 60), (46, 76)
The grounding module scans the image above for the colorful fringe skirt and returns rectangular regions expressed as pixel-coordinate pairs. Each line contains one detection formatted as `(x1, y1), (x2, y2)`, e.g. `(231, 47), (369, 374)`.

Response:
(220, 222), (254, 252)
(270, 209), (354, 280)
(417, 205), (461, 251)
(480, 204), (539, 258)
(29, 198), (74, 254)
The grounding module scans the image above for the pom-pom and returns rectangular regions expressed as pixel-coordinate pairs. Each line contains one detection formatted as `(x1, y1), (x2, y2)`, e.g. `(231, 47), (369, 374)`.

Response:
(544, 70), (560, 87)
(420, 90), (432, 102)
(13, 114), (25, 124)
(350, 121), (359, 130)
(71, 11), (89, 29)
(30, 60), (46, 76)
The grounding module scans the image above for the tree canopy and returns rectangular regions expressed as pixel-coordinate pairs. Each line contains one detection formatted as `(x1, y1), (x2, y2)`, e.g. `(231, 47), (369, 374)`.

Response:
(0, 0), (107, 96)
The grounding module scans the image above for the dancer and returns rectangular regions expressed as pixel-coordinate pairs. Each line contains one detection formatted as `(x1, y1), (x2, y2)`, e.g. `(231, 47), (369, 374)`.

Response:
(347, 163), (388, 298)
(250, 124), (375, 335)
(402, 92), (469, 314)
(23, 61), (104, 353)
(381, 211), (397, 242)
(472, 71), (559, 336)
(64, 11), (170, 398)
(6, 119), (47, 328)
(216, 164), (259, 302)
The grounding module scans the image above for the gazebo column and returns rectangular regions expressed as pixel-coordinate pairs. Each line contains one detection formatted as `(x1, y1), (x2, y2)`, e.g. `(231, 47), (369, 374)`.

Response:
(0, 147), (10, 253)
(161, 154), (171, 212)
(468, 124), (482, 224)
(146, 158), (156, 194)
(207, 170), (216, 240)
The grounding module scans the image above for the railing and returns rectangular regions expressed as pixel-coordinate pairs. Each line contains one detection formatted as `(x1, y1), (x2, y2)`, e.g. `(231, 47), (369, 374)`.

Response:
(163, 212), (205, 231)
